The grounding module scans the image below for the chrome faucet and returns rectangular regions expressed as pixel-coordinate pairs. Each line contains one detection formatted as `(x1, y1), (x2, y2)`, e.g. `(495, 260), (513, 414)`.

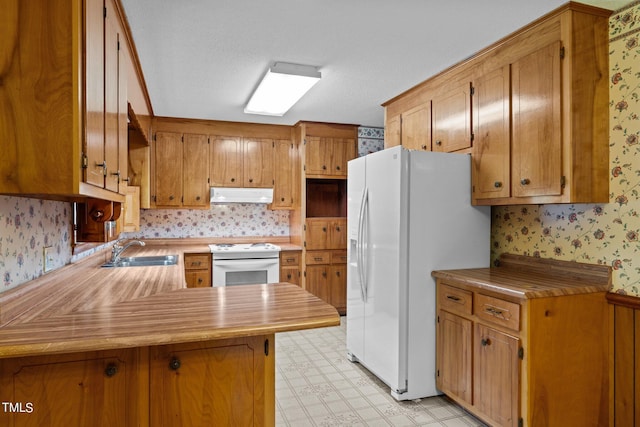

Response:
(111, 239), (145, 264)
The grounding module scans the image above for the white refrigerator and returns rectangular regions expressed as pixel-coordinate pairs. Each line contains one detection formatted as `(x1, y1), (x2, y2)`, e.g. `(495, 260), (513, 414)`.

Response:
(346, 145), (490, 400)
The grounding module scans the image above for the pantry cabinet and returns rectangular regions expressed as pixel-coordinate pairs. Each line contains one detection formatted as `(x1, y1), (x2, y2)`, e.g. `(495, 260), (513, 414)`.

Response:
(433, 254), (610, 427)
(154, 132), (209, 208)
(0, 0), (135, 203)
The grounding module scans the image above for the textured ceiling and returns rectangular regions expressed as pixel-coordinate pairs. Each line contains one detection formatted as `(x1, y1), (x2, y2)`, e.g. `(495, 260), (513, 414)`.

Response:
(120, 0), (631, 128)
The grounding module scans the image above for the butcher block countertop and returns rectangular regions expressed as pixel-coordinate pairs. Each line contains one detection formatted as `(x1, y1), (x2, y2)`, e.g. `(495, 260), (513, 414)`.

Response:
(432, 253), (612, 300)
(0, 240), (337, 359)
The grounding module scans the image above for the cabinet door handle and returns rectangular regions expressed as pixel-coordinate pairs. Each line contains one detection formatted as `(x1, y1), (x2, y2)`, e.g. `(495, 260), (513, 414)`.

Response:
(336, 165), (341, 170)
(435, 140), (442, 146)
(485, 306), (504, 317)
(322, 271), (327, 277)
(169, 195), (174, 201)
(336, 271), (341, 277)
(287, 273), (292, 279)
(494, 181), (502, 188)
(446, 295), (461, 302)
(520, 178), (530, 185)
(197, 278), (203, 283)
(322, 227), (327, 232)
(335, 226), (341, 232)
(248, 178), (253, 183)
(104, 363), (118, 377)
(169, 357), (181, 371)
(230, 178), (236, 182)
(481, 338), (491, 347)
(196, 196), (201, 201)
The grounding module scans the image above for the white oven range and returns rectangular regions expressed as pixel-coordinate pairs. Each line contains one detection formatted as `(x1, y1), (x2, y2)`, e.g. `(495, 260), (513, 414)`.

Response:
(209, 243), (281, 287)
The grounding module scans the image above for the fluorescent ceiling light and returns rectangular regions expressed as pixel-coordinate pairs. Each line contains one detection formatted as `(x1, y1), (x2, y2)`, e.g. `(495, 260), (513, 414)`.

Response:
(244, 62), (321, 116)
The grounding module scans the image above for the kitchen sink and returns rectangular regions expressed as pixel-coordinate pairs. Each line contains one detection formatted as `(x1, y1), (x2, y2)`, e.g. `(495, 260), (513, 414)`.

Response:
(102, 255), (179, 268)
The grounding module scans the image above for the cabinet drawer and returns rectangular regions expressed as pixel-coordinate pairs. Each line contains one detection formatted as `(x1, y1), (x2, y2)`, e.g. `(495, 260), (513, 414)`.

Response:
(331, 250), (348, 264)
(184, 253), (211, 270)
(280, 251), (300, 266)
(475, 294), (520, 331)
(306, 251), (331, 265)
(438, 283), (472, 316)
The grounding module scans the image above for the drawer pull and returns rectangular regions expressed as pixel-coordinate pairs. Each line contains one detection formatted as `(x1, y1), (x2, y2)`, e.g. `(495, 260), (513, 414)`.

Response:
(314, 257), (324, 261)
(446, 295), (462, 302)
(481, 338), (491, 347)
(485, 306), (505, 317)
(286, 258), (296, 262)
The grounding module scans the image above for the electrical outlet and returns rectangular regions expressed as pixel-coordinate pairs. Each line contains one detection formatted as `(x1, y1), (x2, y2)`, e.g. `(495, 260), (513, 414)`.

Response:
(43, 246), (54, 273)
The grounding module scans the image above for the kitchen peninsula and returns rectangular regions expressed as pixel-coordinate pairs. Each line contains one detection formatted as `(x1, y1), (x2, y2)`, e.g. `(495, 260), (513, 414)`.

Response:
(0, 242), (339, 426)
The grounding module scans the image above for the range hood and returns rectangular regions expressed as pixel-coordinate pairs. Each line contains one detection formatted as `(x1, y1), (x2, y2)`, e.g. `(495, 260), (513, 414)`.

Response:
(210, 187), (274, 204)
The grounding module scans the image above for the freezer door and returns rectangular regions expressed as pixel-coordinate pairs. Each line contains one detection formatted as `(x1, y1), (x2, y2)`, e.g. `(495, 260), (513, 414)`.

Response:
(346, 155), (366, 359)
(362, 147), (408, 394)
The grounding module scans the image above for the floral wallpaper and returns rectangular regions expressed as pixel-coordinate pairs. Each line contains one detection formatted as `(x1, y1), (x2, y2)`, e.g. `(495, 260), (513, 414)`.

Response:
(358, 126), (384, 157)
(492, 1), (640, 297)
(122, 204), (290, 239)
(0, 196), (73, 291)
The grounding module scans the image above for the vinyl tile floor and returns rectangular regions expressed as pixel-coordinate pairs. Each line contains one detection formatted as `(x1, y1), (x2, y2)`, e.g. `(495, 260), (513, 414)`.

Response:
(275, 317), (487, 427)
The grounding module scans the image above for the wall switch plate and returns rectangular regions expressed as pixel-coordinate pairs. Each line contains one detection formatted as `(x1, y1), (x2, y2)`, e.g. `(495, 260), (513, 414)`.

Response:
(43, 246), (54, 273)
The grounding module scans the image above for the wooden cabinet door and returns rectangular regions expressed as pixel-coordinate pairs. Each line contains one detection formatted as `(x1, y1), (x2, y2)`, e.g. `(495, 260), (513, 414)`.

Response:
(331, 138), (356, 176)
(272, 139), (296, 209)
(474, 324), (520, 427)
(210, 136), (243, 187)
(243, 138), (274, 187)
(432, 81), (472, 152)
(154, 131), (183, 207)
(185, 270), (211, 287)
(305, 136), (332, 175)
(385, 114), (401, 149)
(183, 133), (209, 207)
(122, 185), (140, 232)
(472, 66), (511, 202)
(436, 310), (473, 404)
(84, 0), (106, 189)
(305, 265), (329, 303)
(511, 41), (562, 198)
(305, 219), (329, 250)
(0, 350), (138, 427)
(329, 263), (346, 314)
(329, 218), (347, 249)
(280, 266), (301, 286)
(402, 103), (431, 151)
(104, 0), (120, 193)
(150, 338), (268, 426)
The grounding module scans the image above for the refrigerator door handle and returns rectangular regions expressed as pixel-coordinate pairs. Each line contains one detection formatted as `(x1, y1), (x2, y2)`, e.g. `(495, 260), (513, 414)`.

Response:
(361, 188), (370, 301)
(357, 187), (368, 301)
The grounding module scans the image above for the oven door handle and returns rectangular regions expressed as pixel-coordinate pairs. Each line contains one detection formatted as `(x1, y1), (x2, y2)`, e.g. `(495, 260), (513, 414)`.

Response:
(213, 259), (278, 269)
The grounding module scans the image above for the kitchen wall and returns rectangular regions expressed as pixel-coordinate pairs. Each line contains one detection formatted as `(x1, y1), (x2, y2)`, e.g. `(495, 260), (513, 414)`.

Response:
(492, 2), (640, 297)
(358, 126), (384, 156)
(0, 196), (72, 291)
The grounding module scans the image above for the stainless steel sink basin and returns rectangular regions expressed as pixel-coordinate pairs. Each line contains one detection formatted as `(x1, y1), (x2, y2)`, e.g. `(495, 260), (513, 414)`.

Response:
(102, 255), (179, 268)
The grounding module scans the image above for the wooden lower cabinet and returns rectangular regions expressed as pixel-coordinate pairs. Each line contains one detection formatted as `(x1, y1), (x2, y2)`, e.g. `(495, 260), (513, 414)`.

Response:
(0, 348), (142, 426)
(305, 250), (346, 315)
(184, 252), (212, 288)
(150, 336), (273, 426)
(0, 336), (274, 426)
(436, 277), (608, 427)
(280, 250), (301, 286)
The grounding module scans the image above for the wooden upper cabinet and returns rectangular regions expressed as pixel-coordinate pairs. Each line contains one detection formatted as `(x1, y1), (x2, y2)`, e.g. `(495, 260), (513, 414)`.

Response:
(243, 138), (274, 188)
(305, 137), (356, 178)
(210, 136), (243, 187)
(384, 114), (401, 149)
(209, 136), (274, 188)
(154, 132), (183, 207)
(183, 134), (210, 207)
(472, 66), (511, 202)
(432, 80), (472, 153)
(271, 139), (297, 209)
(511, 41), (562, 199)
(401, 103), (431, 151)
(84, 0), (106, 189)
